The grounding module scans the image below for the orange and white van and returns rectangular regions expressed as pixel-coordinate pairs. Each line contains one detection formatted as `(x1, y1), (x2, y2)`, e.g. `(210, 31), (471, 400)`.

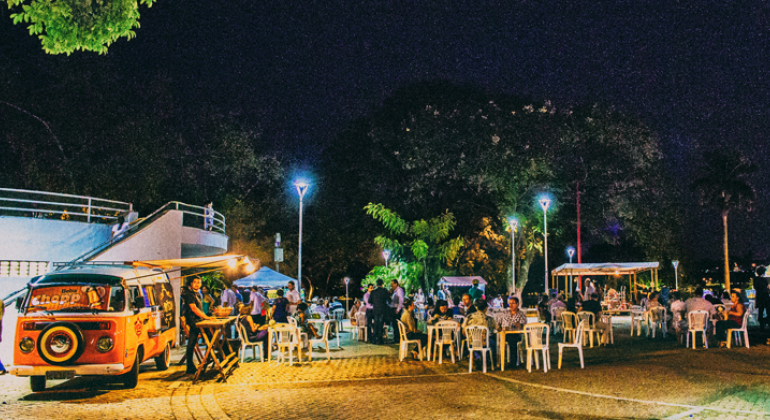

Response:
(10, 264), (177, 391)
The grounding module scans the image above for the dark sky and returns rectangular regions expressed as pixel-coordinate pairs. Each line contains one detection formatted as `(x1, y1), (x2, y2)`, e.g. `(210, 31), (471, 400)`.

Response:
(1, 0), (769, 260)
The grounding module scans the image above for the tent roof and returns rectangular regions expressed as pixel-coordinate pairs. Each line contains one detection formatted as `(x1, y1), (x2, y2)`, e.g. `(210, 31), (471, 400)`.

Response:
(233, 266), (298, 288)
(128, 254), (255, 269)
(438, 276), (487, 287)
(551, 262), (659, 276)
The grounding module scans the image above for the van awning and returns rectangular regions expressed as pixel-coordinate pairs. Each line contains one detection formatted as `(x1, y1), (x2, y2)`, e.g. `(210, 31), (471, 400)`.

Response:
(438, 276), (487, 288)
(127, 255), (257, 270)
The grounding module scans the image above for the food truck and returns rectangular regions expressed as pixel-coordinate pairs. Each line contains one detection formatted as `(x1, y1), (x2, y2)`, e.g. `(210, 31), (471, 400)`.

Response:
(10, 264), (177, 391)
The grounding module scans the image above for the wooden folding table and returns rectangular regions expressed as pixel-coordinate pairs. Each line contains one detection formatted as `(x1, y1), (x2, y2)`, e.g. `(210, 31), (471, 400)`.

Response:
(192, 317), (239, 384)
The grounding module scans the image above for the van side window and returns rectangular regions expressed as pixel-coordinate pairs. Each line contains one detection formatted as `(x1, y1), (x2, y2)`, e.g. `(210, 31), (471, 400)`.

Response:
(129, 286), (144, 309)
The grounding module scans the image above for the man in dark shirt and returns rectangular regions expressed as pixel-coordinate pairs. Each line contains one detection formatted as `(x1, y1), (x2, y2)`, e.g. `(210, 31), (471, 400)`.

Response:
(182, 276), (211, 374)
(580, 293), (609, 345)
(369, 279), (390, 345)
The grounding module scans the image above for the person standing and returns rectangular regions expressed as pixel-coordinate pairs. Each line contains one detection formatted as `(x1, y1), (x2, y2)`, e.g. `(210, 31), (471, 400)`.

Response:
(249, 286), (267, 325)
(755, 266), (769, 331)
(286, 281), (302, 316)
(390, 280), (405, 344)
(468, 279), (484, 302)
(221, 284), (239, 314)
(584, 279), (596, 300)
(369, 279), (390, 344)
(363, 284), (374, 342)
(0, 298), (6, 375)
(200, 286), (216, 316)
(182, 276), (211, 375)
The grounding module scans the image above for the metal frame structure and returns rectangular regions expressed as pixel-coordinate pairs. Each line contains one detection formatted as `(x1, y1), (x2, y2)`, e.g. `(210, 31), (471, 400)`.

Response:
(550, 262), (660, 301)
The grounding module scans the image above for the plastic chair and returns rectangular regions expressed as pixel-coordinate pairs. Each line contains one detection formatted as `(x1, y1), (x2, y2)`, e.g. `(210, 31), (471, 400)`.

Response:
(558, 320), (586, 369)
(600, 314), (614, 344)
(550, 307), (565, 335)
(236, 317), (264, 363)
(672, 311), (687, 345)
(433, 321), (457, 364)
(355, 312), (368, 342)
(687, 311), (709, 349)
(561, 311), (577, 343)
(629, 305), (645, 337)
(269, 323), (300, 365)
(331, 308), (346, 333)
(576, 312), (600, 348)
(727, 309), (750, 349)
(648, 307), (667, 338)
(396, 320), (423, 361)
(466, 326), (493, 373)
(453, 315), (466, 324)
(524, 323), (551, 373)
(309, 320), (334, 361)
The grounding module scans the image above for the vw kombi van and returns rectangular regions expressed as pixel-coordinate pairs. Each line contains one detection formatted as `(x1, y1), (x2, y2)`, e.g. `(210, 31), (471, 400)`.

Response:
(10, 263), (177, 391)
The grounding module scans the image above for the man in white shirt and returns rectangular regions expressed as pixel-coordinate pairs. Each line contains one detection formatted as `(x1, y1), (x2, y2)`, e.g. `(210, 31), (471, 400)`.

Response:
(286, 281), (302, 315)
(390, 280), (405, 344)
(221, 285), (239, 310)
(249, 286), (267, 324)
(685, 287), (716, 318)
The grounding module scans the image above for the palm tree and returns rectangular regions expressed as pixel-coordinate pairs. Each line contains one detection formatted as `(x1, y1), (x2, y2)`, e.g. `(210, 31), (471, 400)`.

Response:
(692, 151), (756, 291)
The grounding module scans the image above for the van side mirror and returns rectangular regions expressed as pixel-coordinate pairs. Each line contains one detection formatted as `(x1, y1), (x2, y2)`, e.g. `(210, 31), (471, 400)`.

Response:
(16, 297), (23, 310)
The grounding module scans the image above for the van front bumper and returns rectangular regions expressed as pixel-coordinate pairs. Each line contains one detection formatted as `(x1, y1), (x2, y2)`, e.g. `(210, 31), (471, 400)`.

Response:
(10, 363), (126, 377)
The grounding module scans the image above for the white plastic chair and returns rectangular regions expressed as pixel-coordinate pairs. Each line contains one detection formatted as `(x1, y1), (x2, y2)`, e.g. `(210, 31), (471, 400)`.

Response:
(672, 311), (687, 345)
(453, 314), (466, 324)
(561, 311), (577, 343)
(433, 321), (457, 364)
(309, 320), (334, 361)
(524, 323), (551, 373)
(331, 308), (346, 333)
(466, 326), (493, 373)
(629, 305), (645, 337)
(355, 312), (368, 342)
(600, 314), (614, 344)
(727, 308), (750, 349)
(269, 323), (301, 365)
(396, 320), (424, 361)
(687, 311), (709, 349)
(550, 307), (565, 335)
(236, 317), (264, 363)
(558, 320), (586, 369)
(576, 312), (600, 348)
(648, 307), (667, 338)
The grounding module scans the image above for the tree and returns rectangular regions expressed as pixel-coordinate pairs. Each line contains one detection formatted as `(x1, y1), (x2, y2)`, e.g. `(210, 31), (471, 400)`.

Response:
(364, 203), (464, 292)
(692, 150), (756, 291)
(6, 0), (156, 55)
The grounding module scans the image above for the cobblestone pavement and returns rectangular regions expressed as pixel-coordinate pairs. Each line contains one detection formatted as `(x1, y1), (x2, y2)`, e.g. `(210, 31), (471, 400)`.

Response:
(1, 319), (769, 419)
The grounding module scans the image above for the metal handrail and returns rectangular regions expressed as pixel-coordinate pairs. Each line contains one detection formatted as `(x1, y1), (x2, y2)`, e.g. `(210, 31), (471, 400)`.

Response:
(70, 200), (226, 263)
(0, 187), (132, 223)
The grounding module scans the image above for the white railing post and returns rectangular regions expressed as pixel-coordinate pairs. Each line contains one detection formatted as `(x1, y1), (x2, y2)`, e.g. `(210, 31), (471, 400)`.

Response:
(87, 198), (92, 223)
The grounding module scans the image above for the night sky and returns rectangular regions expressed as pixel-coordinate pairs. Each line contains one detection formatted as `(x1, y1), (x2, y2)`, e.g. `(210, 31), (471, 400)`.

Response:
(1, 0), (769, 260)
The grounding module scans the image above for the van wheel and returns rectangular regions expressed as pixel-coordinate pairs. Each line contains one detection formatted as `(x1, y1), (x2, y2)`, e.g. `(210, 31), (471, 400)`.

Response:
(30, 376), (46, 392)
(155, 343), (170, 371)
(122, 354), (140, 389)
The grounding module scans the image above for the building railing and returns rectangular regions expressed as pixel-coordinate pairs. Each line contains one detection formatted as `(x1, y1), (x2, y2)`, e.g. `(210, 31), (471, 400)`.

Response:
(0, 188), (132, 223)
(69, 201), (226, 263)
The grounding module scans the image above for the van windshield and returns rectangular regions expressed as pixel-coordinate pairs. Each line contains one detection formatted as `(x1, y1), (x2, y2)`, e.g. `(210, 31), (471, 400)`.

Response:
(24, 274), (126, 313)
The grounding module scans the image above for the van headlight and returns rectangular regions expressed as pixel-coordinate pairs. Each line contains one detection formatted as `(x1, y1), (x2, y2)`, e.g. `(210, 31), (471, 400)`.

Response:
(96, 336), (114, 353)
(20, 337), (35, 353)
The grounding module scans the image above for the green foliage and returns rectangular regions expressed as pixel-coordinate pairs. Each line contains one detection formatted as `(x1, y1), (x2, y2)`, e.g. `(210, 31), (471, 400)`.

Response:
(6, 0), (156, 54)
(692, 150), (756, 215)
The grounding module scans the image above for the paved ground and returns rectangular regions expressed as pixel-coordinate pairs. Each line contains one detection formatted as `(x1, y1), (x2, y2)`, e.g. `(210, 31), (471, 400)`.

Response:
(2, 318), (770, 419)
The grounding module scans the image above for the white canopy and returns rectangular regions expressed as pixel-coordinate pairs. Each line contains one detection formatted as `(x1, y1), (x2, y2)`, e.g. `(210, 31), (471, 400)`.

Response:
(551, 262), (659, 276)
(438, 276), (487, 289)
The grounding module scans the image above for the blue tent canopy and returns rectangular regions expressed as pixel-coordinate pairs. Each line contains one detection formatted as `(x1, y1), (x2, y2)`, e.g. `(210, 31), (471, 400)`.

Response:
(233, 267), (298, 288)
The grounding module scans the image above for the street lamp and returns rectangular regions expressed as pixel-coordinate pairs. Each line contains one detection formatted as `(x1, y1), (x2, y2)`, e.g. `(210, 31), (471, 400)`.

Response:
(565, 247), (575, 296)
(344, 277), (350, 316)
(295, 181), (309, 288)
(508, 218), (518, 296)
(672, 260), (679, 290)
(539, 197), (551, 294)
(383, 249), (391, 268)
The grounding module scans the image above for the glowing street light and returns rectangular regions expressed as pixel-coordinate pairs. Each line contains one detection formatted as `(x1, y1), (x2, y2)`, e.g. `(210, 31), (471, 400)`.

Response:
(295, 181), (309, 287)
(383, 249), (391, 268)
(567, 247), (575, 296)
(539, 197), (551, 294)
(508, 218), (518, 296)
(344, 277), (351, 315)
(672, 260), (679, 290)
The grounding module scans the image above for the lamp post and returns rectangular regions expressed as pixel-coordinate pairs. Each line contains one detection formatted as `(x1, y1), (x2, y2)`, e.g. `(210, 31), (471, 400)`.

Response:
(383, 249), (391, 268)
(344, 277), (350, 316)
(565, 247), (575, 296)
(508, 218), (518, 296)
(539, 197), (551, 294)
(295, 182), (309, 288)
(672, 260), (679, 290)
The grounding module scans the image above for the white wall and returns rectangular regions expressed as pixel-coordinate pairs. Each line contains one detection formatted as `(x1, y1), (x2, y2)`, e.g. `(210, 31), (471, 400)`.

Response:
(0, 216), (112, 261)
(95, 211), (183, 262)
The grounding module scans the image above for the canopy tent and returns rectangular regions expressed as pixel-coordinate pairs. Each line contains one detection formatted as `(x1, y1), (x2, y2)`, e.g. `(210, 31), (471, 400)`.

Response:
(233, 266), (298, 289)
(438, 276), (486, 290)
(550, 262), (660, 301)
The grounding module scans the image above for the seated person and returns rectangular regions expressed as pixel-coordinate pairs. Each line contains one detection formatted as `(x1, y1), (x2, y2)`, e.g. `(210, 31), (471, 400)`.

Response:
(715, 290), (745, 348)
(537, 293), (551, 323)
(294, 303), (320, 340)
(400, 299), (428, 359)
(428, 300), (455, 324)
(271, 289), (289, 323)
(462, 299), (499, 359)
(566, 297), (579, 313)
(314, 300), (330, 316)
(452, 296), (463, 315)
(499, 296), (527, 366)
(238, 306), (269, 359)
(669, 291), (687, 331)
(685, 287), (717, 319)
(349, 299), (362, 325)
(579, 293), (610, 345)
